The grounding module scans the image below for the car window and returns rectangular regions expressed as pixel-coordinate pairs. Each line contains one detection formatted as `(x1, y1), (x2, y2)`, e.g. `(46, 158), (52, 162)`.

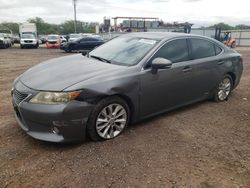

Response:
(88, 38), (98, 41)
(80, 38), (90, 42)
(80, 38), (96, 42)
(190, 38), (216, 59)
(90, 37), (158, 66)
(149, 39), (189, 65)
(214, 45), (222, 55)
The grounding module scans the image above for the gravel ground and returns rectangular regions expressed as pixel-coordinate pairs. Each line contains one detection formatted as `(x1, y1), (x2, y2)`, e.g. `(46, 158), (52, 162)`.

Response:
(0, 45), (249, 188)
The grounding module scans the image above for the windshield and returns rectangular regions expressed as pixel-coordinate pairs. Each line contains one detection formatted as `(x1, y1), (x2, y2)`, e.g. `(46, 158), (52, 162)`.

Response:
(70, 34), (81, 38)
(89, 36), (158, 66)
(0, 33), (4, 38)
(48, 35), (58, 40)
(22, 34), (35, 39)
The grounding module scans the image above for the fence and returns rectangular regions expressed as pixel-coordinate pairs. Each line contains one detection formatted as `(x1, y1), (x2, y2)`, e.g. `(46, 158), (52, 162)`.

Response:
(229, 30), (250, 46)
(99, 29), (250, 46)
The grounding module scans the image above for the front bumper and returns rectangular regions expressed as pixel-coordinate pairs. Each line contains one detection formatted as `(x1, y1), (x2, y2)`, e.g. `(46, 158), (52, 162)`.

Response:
(12, 81), (94, 142)
(21, 41), (37, 46)
(46, 42), (60, 48)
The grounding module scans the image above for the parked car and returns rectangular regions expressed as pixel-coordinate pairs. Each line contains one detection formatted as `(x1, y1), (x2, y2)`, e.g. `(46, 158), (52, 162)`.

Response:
(39, 35), (47, 44)
(68, 33), (82, 42)
(0, 33), (11, 48)
(60, 37), (104, 53)
(20, 33), (39, 49)
(6, 33), (14, 45)
(13, 35), (20, 44)
(11, 32), (243, 143)
(60, 35), (67, 43)
(46, 35), (61, 48)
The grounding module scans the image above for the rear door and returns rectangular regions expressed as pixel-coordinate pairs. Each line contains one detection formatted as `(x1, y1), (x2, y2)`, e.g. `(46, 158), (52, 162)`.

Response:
(188, 38), (224, 96)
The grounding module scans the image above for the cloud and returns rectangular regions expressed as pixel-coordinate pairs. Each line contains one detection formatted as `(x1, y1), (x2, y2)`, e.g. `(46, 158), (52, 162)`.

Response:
(0, 0), (249, 26)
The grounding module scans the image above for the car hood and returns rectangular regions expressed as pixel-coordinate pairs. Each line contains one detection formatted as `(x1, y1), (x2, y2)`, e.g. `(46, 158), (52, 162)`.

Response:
(20, 54), (126, 91)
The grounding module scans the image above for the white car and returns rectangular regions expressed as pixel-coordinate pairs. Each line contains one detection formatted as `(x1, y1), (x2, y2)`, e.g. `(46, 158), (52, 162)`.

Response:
(20, 33), (39, 48)
(0, 33), (11, 48)
(60, 36), (67, 43)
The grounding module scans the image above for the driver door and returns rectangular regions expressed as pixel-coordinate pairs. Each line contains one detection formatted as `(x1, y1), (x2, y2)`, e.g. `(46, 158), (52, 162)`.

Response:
(139, 38), (199, 118)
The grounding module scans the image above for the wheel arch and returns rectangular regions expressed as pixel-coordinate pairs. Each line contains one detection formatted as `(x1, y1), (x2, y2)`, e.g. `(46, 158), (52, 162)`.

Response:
(110, 94), (135, 124)
(226, 72), (236, 87)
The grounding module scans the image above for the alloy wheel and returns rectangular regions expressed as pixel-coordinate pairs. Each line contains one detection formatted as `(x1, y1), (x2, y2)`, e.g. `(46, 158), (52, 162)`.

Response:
(218, 77), (232, 101)
(96, 103), (127, 139)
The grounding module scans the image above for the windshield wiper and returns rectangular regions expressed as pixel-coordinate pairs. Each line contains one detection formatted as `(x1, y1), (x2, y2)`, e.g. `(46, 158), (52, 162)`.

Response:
(90, 55), (111, 64)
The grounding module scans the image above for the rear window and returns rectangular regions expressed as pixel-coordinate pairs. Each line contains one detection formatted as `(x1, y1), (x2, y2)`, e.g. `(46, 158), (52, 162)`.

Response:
(190, 38), (216, 59)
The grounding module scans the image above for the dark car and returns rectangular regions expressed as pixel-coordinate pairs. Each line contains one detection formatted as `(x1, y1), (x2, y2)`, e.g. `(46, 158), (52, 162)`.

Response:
(60, 37), (104, 53)
(39, 36), (47, 44)
(12, 32), (243, 143)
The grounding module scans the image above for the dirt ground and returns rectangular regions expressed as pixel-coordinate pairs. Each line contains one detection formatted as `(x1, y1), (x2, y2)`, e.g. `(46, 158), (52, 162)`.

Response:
(0, 45), (249, 188)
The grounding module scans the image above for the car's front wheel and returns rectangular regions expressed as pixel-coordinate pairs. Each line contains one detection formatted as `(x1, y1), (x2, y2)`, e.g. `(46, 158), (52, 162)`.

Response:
(87, 97), (130, 141)
(213, 74), (233, 102)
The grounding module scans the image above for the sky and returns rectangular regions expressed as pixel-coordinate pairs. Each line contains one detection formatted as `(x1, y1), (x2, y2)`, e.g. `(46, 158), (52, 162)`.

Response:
(0, 0), (250, 27)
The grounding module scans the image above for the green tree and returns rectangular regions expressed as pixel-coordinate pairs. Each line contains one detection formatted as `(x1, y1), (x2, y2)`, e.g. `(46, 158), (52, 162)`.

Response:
(0, 22), (19, 34)
(235, 24), (250, 30)
(0, 18), (97, 35)
(28, 17), (59, 34)
(209, 22), (234, 30)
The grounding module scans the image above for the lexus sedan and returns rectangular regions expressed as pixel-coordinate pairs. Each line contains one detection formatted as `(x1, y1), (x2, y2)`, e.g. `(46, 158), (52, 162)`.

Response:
(12, 32), (243, 142)
(60, 37), (104, 53)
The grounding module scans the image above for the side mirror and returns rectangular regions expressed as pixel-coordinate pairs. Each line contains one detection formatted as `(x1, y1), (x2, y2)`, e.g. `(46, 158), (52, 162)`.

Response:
(151, 58), (172, 72)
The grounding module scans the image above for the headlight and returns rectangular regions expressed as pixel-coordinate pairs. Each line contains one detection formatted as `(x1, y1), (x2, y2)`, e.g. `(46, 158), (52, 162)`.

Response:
(29, 91), (81, 104)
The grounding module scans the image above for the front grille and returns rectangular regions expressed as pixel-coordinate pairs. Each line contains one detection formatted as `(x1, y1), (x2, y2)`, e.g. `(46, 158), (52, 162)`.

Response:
(48, 41), (57, 44)
(24, 40), (33, 43)
(13, 89), (29, 105)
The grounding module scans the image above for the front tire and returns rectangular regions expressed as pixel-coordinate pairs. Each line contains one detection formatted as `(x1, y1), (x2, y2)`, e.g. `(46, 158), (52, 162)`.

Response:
(87, 96), (130, 141)
(213, 74), (233, 102)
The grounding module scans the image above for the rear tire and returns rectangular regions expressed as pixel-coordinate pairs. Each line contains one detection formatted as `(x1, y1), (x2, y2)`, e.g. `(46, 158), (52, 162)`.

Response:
(87, 96), (130, 141)
(231, 42), (236, 48)
(213, 74), (233, 102)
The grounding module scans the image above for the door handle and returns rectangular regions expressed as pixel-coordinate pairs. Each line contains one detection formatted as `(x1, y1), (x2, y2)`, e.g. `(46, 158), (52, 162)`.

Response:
(183, 66), (192, 73)
(217, 60), (225, 65)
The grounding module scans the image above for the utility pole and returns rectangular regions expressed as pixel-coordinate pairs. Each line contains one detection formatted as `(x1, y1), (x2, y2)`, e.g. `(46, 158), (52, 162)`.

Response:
(73, 0), (77, 33)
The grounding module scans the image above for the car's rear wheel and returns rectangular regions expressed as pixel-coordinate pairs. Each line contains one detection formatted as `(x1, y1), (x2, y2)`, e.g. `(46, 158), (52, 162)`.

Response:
(213, 74), (233, 102)
(87, 97), (130, 141)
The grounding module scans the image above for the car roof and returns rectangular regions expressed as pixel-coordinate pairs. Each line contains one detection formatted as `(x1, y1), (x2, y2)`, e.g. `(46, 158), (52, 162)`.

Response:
(123, 32), (208, 40)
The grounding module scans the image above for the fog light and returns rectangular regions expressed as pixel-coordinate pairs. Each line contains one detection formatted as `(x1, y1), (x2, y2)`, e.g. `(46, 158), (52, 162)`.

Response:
(52, 126), (59, 134)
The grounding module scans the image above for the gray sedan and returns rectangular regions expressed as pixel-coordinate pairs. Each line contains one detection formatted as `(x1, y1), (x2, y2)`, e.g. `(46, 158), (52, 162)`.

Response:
(12, 32), (243, 142)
